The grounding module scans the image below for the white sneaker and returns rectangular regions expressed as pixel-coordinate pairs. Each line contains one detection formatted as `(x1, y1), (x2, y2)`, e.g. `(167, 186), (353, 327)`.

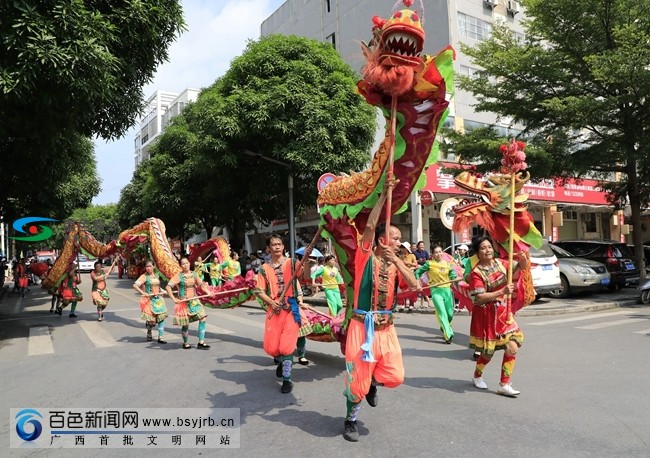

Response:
(496, 384), (520, 396)
(472, 377), (488, 390)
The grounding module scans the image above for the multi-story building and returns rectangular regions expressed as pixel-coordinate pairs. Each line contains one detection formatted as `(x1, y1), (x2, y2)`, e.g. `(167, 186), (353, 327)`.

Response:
(259, 0), (629, 248)
(134, 88), (199, 166)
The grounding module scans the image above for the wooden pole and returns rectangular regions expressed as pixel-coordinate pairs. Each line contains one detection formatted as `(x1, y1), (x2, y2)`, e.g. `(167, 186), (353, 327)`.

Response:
(384, 95), (398, 243)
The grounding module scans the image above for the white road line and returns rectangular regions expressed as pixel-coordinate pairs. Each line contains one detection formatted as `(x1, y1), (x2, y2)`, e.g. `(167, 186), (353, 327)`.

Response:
(527, 310), (632, 326)
(78, 321), (117, 348)
(575, 318), (646, 330)
(12, 295), (23, 314)
(218, 312), (265, 330)
(28, 326), (54, 356)
(633, 328), (650, 334)
(206, 323), (235, 335)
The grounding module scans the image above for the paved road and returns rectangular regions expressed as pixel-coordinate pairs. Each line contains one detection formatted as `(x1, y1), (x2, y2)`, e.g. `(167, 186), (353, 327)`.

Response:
(1, 277), (649, 457)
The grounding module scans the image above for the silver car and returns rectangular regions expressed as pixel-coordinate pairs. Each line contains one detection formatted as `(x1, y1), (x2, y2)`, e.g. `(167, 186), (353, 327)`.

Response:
(548, 243), (611, 298)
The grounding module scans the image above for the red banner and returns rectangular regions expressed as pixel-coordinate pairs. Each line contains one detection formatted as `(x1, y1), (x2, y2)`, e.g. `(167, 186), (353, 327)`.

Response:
(423, 164), (609, 206)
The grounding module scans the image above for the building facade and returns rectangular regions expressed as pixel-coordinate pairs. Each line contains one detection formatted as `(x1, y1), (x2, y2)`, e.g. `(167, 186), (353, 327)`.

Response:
(134, 88), (199, 166)
(259, 0), (627, 249)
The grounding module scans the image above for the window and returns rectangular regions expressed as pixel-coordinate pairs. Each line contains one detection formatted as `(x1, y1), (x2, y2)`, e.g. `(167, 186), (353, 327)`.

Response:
(458, 13), (492, 41)
(326, 32), (336, 49)
(463, 119), (489, 131)
(459, 65), (480, 79)
(584, 212), (597, 232)
(563, 211), (578, 220)
(325, 0), (331, 13)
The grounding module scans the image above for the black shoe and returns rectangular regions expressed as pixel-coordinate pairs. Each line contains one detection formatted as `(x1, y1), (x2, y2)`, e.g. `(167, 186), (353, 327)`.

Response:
(366, 384), (378, 407)
(343, 420), (359, 442)
(182, 343), (192, 349)
(157, 338), (167, 344)
(276, 363), (283, 378)
(473, 351), (481, 361)
(146, 332), (152, 342)
(273, 357), (280, 365)
(69, 314), (77, 318)
(280, 380), (294, 394)
(56, 307), (62, 316)
(297, 356), (309, 366)
(197, 342), (211, 349)
(49, 308), (54, 313)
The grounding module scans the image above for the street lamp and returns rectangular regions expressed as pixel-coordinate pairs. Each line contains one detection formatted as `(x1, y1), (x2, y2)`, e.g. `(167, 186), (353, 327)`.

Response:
(243, 150), (296, 259)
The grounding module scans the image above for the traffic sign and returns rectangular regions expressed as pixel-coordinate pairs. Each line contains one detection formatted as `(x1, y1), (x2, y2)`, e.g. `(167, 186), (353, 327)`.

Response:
(317, 173), (337, 192)
(420, 190), (434, 207)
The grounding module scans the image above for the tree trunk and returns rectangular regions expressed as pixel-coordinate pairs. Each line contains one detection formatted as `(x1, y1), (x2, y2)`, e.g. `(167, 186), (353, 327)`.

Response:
(627, 159), (646, 281)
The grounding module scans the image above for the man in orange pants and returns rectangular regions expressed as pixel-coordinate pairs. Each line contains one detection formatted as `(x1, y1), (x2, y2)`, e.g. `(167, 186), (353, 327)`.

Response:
(255, 234), (305, 394)
(342, 180), (418, 442)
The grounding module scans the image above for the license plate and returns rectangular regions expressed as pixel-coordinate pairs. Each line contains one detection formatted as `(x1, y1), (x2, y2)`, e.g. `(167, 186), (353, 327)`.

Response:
(542, 265), (553, 271)
(600, 278), (610, 285)
(625, 262), (635, 270)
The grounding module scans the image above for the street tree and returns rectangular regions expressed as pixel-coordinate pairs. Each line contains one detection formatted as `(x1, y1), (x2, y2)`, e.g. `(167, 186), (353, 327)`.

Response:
(458, 0), (650, 273)
(145, 34), (376, 247)
(0, 0), (185, 211)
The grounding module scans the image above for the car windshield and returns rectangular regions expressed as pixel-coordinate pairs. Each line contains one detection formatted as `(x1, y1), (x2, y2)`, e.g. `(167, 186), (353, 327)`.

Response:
(529, 243), (555, 258)
(549, 243), (574, 258)
(78, 255), (88, 262)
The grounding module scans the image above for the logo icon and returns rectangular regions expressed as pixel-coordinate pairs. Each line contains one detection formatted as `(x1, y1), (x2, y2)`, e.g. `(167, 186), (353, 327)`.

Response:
(15, 409), (43, 442)
(10, 217), (58, 242)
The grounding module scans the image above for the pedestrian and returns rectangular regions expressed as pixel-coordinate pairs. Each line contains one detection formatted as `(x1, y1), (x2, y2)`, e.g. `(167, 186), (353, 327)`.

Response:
(251, 252), (262, 274)
(57, 263), (83, 317)
(468, 236), (528, 397)
(254, 234), (307, 394)
(16, 258), (29, 297)
(165, 257), (211, 350)
(310, 254), (344, 316)
(204, 256), (224, 287)
(415, 244), (458, 343)
(133, 260), (168, 344)
(397, 242), (419, 312)
(222, 252), (241, 281)
(91, 258), (118, 321)
(342, 179), (418, 442)
(413, 241), (430, 266)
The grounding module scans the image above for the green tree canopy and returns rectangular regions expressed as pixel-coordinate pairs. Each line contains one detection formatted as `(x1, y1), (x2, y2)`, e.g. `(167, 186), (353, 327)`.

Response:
(0, 0), (185, 216)
(135, 34), (377, 247)
(457, 0), (650, 270)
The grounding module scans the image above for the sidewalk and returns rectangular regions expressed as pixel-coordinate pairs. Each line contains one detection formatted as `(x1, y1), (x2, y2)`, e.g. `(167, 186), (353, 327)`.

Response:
(303, 286), (645, 317)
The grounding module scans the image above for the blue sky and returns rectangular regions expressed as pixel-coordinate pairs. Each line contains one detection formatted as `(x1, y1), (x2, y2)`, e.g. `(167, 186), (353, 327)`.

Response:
(93, 0), (286, 205)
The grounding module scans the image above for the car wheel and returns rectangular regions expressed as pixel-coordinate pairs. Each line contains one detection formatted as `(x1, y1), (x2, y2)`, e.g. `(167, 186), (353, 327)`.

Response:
(640, 289), (650, 305)
(548, 275), (569, 299)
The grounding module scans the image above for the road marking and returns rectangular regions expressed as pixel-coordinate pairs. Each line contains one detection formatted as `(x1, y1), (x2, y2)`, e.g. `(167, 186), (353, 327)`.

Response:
(78, 321), (117, 348)
(206, 323), (235, 335)
(633, 328), (650, 334)
(528, 310), (632, 326)
(575, 318), (646, 330)
(28, 326), (54, 356)
(218, 312), (265, 330)
(12, 295), (23, 314)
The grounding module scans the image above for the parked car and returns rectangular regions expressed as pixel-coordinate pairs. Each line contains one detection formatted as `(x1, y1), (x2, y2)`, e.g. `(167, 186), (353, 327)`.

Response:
(77, 255), (96, 273)
(628, 244), (650, 272)
(547, 243), (610, 298)
(528, 241), (561, 295)
(552, 240), (640, 289)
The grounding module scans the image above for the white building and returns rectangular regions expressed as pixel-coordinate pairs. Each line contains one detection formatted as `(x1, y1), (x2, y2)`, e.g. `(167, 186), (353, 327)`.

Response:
(134, 88), (199, 166)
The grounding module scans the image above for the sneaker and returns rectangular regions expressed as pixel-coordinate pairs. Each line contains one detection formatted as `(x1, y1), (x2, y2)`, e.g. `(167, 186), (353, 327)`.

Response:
(343, 420), (359, 442)
(69, 313), (77, 318)
(97, 315), (103, 322)
(365, 384), (378, 407)
(496, 384), (520, 397)
(472, 377), (488, 390)
(196, 342), (211, 349)
(280, 380), (294, 394)
(297, 356), (309, 366)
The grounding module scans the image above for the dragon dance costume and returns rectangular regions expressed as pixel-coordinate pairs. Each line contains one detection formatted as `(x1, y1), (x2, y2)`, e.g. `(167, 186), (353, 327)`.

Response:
(310, 265), (344, 316)
(91, 268), (111, 321)
(169, 272), (208, 348)
(205, 261), (223, 286)
(135, 273), (168, 342)
(468, 258), (524, 386)
(58, 272), (83, 317)
(344, 246), (404, 424)
(255, 257), (302, 391)
(415, 258), (457, 343)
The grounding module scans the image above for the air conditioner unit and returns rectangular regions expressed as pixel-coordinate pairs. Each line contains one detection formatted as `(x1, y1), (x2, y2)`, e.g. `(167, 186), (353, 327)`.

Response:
(483, 0), (499, 9)
(507, 0), (520, 15)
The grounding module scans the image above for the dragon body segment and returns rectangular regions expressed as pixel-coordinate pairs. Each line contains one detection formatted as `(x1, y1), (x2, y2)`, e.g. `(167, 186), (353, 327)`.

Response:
(317, 6), (455, 329)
